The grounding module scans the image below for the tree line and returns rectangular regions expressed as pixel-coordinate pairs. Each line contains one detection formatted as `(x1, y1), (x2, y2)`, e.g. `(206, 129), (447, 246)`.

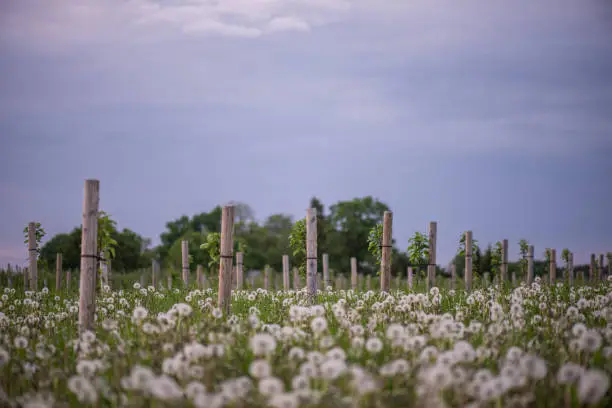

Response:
(37, 196), (603, 280)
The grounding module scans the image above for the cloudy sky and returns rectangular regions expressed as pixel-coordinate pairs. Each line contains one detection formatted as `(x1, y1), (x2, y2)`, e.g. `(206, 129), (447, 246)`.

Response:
(1, 0), (611, 269)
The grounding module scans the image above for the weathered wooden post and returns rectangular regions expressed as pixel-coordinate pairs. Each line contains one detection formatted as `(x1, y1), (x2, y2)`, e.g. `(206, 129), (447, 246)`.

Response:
(167, 275), (172, 290)
(181, 240), (189, 287)
(380, 211), (393, 292)
(293, 267), (299, 290)
(218, 205), (235, 313)
(152, 259), (159, 288)
(568, 252), (574, 286)
(465, 231), (473, 292)
(351, 257), (358, 291)
(27, 222), (37, 291)
(236, 252), (244, 290)
(526, 245), (534, 284)
(407, 266), (413, 289)
(282, 255), (290, 290)
(66, 270), (71, 291)
(306, 208), (318, 303)
(598, 254), (604, 281)
(79, 179), (99, 333)
(264, 266), (270, 290)
(589, 254), (595, 282)
(451, 264), (456, 290)
(322, 253), (330, 290)
(501, 239), (509, 283)
(6, 264), (12, 288)
(196, 264), (203, 289)
(366, 274), (371, 290)
(55, 253), (62, 291)
(607, 252), (612, 279)
(549, 249), (557, 284)
(427, 221), (437, 290)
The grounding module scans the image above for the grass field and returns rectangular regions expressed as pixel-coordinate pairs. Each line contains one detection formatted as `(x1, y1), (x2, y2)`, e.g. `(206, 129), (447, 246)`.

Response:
(1, 277), (611, 407)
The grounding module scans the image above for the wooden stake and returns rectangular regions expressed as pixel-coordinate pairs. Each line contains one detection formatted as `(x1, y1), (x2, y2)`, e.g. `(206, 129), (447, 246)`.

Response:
(181, 240), (189, 287)
(322, 253), (330, 290)
(196, 264), (203, 289)
(465, 231), (473, 292)
(27, 222), (37, 291)
(79, 179), (99, 333)
(264, 266), (270, 290)
(152, 260), (159, 288)
(549, 249), (557, 284)
(282, 255), (290, 290)
(351, 257), (358, 291)
(55, 253), (62, 291)
(306, 208), (318, 303)
(407, 267), (413, 289)
(568, 252), (574, 286)
(501, 239), (508, 283)
(217, 205), (235, 314)
(293, 267), (299, 290)
(427, 221), (437, 290)
(380, 211), (393, 292)
(589, 254), (595, 282)
(236, 252), (244, 290)
(527, 245), (534, 284)
(598, 254), (604, 281)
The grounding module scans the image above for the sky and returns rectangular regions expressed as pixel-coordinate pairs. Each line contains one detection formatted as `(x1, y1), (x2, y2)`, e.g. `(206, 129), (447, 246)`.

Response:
(1, 0), (611, 270)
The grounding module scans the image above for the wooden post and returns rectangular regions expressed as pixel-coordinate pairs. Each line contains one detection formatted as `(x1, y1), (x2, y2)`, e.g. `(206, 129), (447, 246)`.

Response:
(306, 208), (318, 303)
(181, 240), (189, 287)
(282, 255), (290, 290)
(66, 270), (71, 291)
(27, 222), (37, 291)
(7, 264), (12, 289)
(465, 231), (473, 292)
(407, 267), (413, 289)
(139, 273), (145, 287)
(236, 252), (244, 290)
(607, 253), (612, 279)
(366, 274), (371, 290)
(55, 253), (62, 291)
(526, 245), (534, 284)
(501, 239), (508, 283)
(322, 253), (330, 290)
(264, 266), (270, 290)
(568, 252), (574, 286)
(380, 211), (393, 292)
(549, 249), (557, 284)
(152, 260), (159, 288)
(107, 260), (112, 288)
(167, 275), (172, 290)
(598, 254), (604, 281)
(78, 179), (99, 333)
(350, 257), (358, 291)
(293, 267), (299, 290)
(196, 264), (203, 289)
(217, 205), (235, 314)
(589, 254), (595, 282)
(451, 264), (456, 290)
(427, 221), (437, 290)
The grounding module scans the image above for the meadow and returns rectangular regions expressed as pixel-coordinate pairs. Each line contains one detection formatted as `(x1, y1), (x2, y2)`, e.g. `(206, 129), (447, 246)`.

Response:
(1, 276), (611, 408)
